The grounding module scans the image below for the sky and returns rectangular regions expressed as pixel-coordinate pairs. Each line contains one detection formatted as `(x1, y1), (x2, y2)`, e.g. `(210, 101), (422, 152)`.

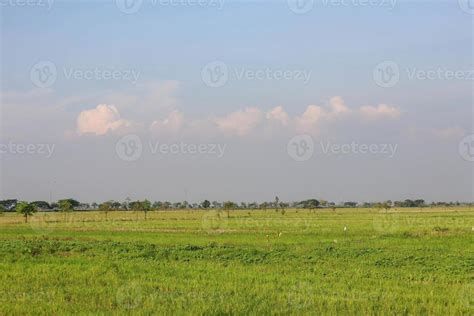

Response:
(0, 0), (473, 204)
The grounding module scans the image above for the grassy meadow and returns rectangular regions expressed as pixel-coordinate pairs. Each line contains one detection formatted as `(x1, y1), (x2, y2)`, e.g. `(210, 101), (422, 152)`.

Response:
(0, 207), (472, 315)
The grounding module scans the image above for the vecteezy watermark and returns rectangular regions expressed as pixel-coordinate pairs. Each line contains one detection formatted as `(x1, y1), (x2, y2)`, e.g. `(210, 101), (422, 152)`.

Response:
(30, 61), (57, 88)
(373, 213), (400, 233)
(115, 0), (225, 14)
(287, 134), (314, 162)
(115, 134), (227, 162)
(0, 0), (54, 9)
(287, 0), (314, 14)
(373, 61), (400, 88)
(202, 210), (228, 231)
(0, 141), (55, 158)
(458, 0), (474, 14)
(374, 213), (468, 233)
(287, 136), (398, 161)
(321, 0), (397, 9)
(373, 60), (473, 88)
(458, 134), (474, 162)
(201, 61), (228, 88)
(320, 141), (398, 158)
(201, 61), (312, 88)
(405, 68), (473, 81)
(286, 282), (314, 309)
(116, 135), (143, 162)
(30, 60), (140, 88)
(62, 67), (140, 84)
(149, 141), (226, 158)
(116, 282), (143, 310)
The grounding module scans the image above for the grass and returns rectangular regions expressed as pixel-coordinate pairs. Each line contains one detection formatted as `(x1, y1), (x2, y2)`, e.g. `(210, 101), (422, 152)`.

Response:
(0, 207), (472, 315)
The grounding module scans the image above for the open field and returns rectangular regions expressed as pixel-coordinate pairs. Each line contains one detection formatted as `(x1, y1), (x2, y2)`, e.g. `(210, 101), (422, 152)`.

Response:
(0, 208), (473, 315)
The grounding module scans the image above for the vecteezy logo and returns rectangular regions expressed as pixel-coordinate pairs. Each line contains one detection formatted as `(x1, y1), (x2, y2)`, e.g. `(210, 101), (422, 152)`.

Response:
(116, 282), (143, 310)
(373, 213), (400, 233)
(202, 210), (228, 231)
(458, 134), (474, 162)
(116, 0), (143, 14)
(116, 134), (143, 162)
(201, 61), (229, 88)
(373, 61), (400, 88)
(286, 282), (314, 309)
(458, 0), (474, 14)
(30, 61), (57, 88)
(29, 213), (57, 234)
(287, 134), (314, 162)
(287, 0), (314, 14)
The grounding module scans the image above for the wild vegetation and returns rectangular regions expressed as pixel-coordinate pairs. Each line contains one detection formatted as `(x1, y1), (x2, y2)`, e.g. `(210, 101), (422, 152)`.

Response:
(0, 206), (472, 315)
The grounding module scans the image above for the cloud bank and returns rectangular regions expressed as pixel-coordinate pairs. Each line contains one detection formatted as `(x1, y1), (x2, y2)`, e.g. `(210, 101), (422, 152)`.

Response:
(76, 104), (132, 136)
(74, 97), (401, 137)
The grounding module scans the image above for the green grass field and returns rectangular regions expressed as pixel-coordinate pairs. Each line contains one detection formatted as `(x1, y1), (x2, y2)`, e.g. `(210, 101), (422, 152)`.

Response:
(0, 208), (472, 315)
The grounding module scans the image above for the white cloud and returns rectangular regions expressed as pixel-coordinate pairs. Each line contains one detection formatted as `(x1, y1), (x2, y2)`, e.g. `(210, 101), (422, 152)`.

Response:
(294, 105), (326, 133)
(266, 106), (290, 126)
(294, 97), (353, 133)
(76, 104), (131, 135)
(70, 96), (402, 138)
(359, 104), (401, 120)
(328, 96), (351, 116)
(214, 107), (263, 136)
(150, 110), (184, 135)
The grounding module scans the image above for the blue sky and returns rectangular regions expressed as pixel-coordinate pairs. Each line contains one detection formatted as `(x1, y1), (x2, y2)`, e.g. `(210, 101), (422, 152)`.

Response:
(0, 0), (472, 203)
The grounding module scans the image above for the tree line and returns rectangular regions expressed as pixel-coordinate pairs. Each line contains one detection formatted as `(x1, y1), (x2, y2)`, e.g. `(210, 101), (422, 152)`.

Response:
(1, 197), (471, 220)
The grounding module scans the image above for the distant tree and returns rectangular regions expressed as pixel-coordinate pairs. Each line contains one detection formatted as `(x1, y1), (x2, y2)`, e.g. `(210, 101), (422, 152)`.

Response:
(212, 201), (221, 209)
(58, 199), (80, 208)
(110, 201), (121, 209)
(79, 203), (90, 210)
(414, 199), (425, 208)
(99, 202), (112, 220)
(58, 200), (73, 221)
(375, 202), (391, 213)
(298, 199), (320, 211)
(130, 201), (142, 220)
(319, 200), (328, 208)
(59, 200), (73, 213)
(279, 202), (289, 212)
(248, 202), (258, 209)
(142, 200), (151, 220)
(259, 202), (269, 211)
(240, 202), (247, 209)
(343, 202), (357, 208)
(91, 202), (98, 210)
(125, 197), (131, 210)
(274, 196), (280, 212)
(31, 201), (51, 210)
(153, 201), (163, 209)
(223, 201), (236, 218)
(202, 200), (211, 209)
(16, 201), (37, 223)
(0, 199), (18, 211)
(163, 201), (171, 209)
